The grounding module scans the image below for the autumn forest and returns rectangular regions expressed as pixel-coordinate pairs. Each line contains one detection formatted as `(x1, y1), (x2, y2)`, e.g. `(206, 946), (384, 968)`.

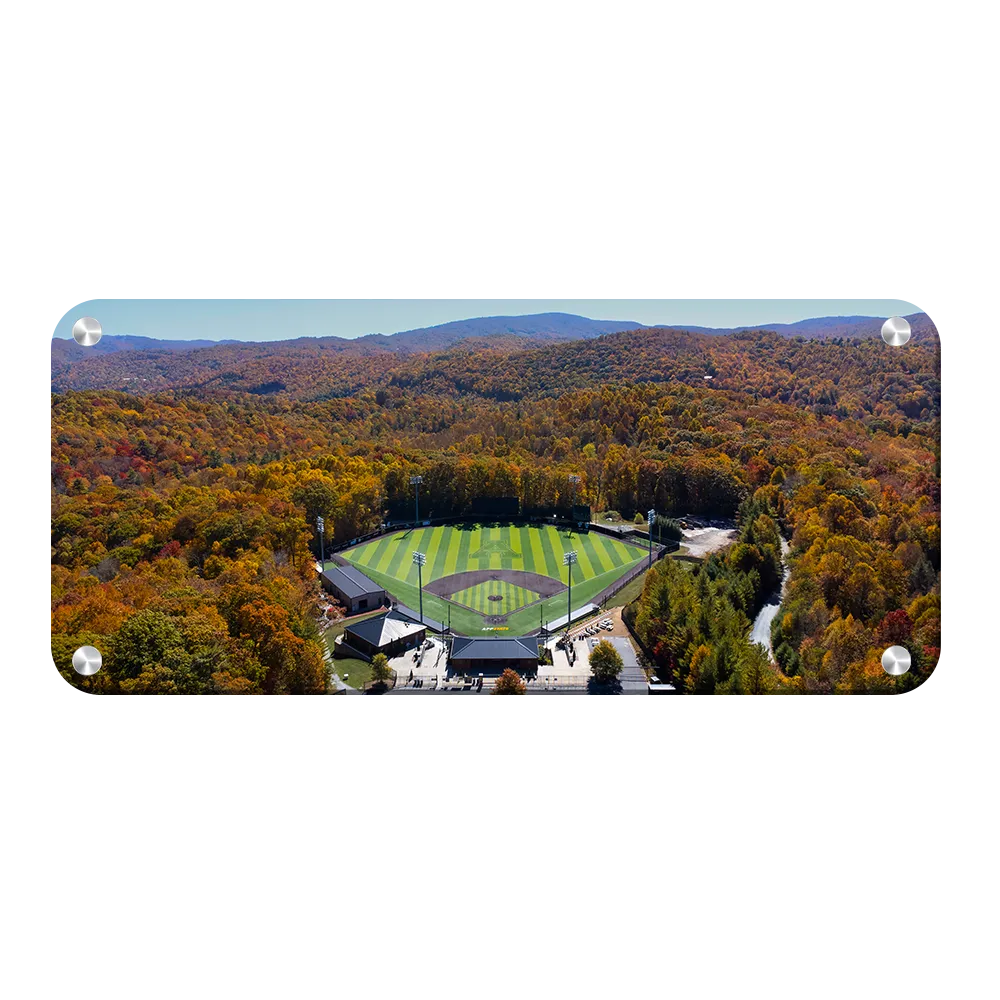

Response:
(51, 314), (941, 694)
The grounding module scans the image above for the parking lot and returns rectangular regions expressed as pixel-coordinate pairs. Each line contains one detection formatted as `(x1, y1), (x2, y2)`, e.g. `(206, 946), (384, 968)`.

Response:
(543, 612), (645, 690)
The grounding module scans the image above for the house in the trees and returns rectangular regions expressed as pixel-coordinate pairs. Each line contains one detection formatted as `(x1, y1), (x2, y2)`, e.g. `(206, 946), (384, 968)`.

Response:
(321, 564), (385, 614)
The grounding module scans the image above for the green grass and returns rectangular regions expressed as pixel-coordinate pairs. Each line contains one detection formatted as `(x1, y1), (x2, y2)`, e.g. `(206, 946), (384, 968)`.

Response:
(332, 523), (647, 636)
(333, 656), (371, 690)
(610, 568), (651, 608)
(450, 579), (541, 614)
(326, 609), (386, 690)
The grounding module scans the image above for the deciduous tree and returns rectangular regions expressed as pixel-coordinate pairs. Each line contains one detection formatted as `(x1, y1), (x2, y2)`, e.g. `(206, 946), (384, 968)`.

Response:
(493, 668), (526, 695)
(370, 653), (392, 684)
(589, 639), (624, 684)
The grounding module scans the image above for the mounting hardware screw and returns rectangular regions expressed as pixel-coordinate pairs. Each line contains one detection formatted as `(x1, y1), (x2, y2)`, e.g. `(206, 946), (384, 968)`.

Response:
(881, 316), (911, 346)
(72, 645), (103, 676)
(72, 317), (102, 346)
(881, 645), (911, 676)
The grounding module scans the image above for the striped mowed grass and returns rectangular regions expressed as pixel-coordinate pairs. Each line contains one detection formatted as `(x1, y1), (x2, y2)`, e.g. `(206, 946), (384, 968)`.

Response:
(335, 523), (648, 636)
(450, 579), (541, 614)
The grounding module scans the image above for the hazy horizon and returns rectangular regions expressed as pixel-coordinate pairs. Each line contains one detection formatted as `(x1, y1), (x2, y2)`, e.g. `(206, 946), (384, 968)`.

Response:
(53, 299), (924, 343)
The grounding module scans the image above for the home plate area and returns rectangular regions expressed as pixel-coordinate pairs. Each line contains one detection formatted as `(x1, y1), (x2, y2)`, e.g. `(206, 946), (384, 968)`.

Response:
(425, 569), (564, 616)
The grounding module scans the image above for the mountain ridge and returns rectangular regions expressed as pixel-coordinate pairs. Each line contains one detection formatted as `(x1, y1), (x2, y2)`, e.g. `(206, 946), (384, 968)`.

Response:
(52, 310), (931, 361)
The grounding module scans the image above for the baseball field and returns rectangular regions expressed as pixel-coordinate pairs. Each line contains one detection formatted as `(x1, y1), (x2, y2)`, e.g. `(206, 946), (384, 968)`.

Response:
(331, 523), (648, 635)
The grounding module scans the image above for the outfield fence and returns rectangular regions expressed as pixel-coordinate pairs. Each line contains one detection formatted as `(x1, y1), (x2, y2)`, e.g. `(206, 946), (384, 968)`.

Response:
(593, 542), (671, 608)
(325, 512), (610, 558)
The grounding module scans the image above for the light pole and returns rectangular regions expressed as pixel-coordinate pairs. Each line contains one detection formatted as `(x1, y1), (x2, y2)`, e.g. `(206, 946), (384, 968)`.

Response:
(412, 550), (426, 623)
(316, 515), (325, 569)
(568, 474), (580, 513)
(410, 475), (423, 526)
(564, 550), (577, 631)
(647, 509), (655, 569)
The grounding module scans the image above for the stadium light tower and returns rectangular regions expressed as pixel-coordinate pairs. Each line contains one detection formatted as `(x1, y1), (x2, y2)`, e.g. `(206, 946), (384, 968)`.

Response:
(316, 515), (325, 569)
(647, 509), (656, 569)
(568, 474), (581, 508)
(564, 550), (577, 631)
(412, 550), (427, 623)
(410, 475), (423, 526)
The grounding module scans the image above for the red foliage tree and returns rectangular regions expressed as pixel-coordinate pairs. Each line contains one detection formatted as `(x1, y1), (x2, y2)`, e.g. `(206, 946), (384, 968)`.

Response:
(493, 669), (526, 695)
(877, 609), (913, 646)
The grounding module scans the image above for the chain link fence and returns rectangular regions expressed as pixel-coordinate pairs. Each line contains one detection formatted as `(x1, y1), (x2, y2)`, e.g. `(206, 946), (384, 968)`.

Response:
(594, 543), (670, 607)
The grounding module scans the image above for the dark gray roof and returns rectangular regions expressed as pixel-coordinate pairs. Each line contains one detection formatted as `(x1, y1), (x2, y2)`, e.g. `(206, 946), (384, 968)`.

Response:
(450, 637), (540, 660)
(393, 604), (445, 633)
(344, 611), (425, 647)
(344, 615), (387, 646)
(321, 564), (384, 600)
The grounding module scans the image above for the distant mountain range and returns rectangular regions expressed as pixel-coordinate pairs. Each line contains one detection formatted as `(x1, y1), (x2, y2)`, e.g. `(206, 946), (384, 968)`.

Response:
(355, 312), (640, 351)
(51, 334), (242, 367)
(676, 313), (936, 341)
(52, 310), (932, 360)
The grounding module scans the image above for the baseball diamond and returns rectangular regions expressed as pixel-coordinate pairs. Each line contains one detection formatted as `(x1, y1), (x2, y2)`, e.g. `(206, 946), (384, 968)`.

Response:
(448, 578), (542, 615)
(424, 568), (565, 599)
(332, 522), (649, 636)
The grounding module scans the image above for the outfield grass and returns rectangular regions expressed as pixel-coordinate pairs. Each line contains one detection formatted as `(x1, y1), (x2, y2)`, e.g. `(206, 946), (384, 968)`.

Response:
(333, 523), (647, 636)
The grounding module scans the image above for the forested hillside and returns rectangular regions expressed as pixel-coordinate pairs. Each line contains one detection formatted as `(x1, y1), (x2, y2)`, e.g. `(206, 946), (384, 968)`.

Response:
(51, 322), (940, 694)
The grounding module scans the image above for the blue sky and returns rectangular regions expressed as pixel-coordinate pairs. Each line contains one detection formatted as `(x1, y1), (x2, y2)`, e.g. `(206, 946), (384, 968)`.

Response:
(53, 299), (923, 342)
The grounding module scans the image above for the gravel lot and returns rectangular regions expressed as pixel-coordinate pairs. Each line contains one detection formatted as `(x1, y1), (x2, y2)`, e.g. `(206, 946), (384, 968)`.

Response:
(680, 523), (737, 557)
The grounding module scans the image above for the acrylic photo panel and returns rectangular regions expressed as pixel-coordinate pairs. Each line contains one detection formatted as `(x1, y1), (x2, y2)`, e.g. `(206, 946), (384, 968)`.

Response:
(50, 301), (941, 694)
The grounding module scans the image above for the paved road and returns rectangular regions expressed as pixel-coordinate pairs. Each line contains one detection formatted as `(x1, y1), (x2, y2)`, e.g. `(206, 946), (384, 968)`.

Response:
(582, 636), (646, 694)
(749, 537), (791, 655)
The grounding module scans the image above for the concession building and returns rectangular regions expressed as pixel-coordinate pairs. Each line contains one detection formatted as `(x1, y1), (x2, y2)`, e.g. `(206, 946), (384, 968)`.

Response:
(341, 611), (427, 660)
(449, 636), (540, 674)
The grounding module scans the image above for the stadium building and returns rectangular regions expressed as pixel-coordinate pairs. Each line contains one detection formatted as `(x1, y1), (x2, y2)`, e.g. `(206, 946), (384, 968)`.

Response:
(449, 636), (540, 674)
(321, 564), (385, 614)
(340, 610), (426, 660)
